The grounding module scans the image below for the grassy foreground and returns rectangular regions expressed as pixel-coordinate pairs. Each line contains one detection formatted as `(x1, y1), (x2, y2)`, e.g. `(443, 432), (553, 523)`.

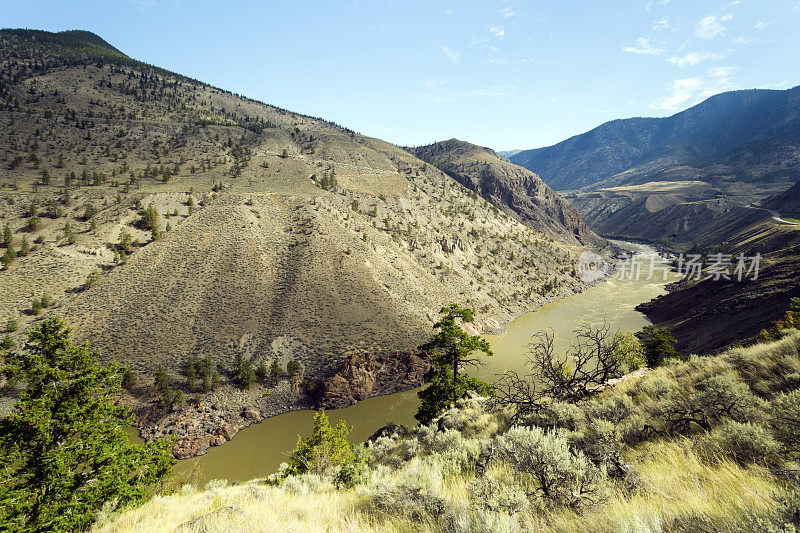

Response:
(95, 331), (800, 532)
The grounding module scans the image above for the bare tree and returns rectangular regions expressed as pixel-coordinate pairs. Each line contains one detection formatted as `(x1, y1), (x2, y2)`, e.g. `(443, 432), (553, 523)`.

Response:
(494, 322), (635, 418)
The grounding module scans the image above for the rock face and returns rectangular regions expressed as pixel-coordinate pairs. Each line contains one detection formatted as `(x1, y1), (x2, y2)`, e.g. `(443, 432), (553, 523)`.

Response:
(763, 179), (800, 214)
(637, 216), (800, 354)
(317, 350), (430, 409)
(409, 139), (601, 246)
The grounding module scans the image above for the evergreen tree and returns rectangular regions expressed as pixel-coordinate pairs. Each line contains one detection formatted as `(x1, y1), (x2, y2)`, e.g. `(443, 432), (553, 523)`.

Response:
(153, 365), (174, 405)
(63, 221), (76, 244)
(638, 325), (679, 367)
(184, 357), (198, 392)
(2, 224), (12, 249)
(233, 353), (256, 389)
(255, 361), (268, 383)
(5, 317), (18, 333)
(0, 316), (174, 532)
(415, 304), (494, 424)
(283, 411), (365, 480)
(269, 359), (282, 386)
(286, 359), (301, 379)
(19, 236), (29, 257)
(0, 333), (14, 350)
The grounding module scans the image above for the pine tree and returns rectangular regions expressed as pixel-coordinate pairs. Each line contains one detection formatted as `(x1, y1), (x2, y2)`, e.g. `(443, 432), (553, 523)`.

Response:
(415, 304), (494, 424)
(234, 353), (256, 389)
(2, 224), (12, 249)
(256, 361), (268, 383)
(0, 316), (174, 531)
(286, 359), (301, 379)
(269, 359), (282, 385)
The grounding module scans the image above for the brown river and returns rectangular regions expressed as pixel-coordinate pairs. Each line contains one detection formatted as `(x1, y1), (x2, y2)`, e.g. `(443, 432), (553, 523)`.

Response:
(176, 241), (675, 485)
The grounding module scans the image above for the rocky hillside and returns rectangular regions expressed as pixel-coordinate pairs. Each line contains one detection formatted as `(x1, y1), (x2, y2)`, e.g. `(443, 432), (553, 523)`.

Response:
(763, 179), (800, 213)
(408, 139), (599, 246)
(636, 205), (800, 353)
(510, 86), (800, 194)
(0, 30), (599, 456)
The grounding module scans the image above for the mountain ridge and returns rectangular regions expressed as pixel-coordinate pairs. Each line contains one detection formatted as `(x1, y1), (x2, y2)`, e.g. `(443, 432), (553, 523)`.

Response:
(408, 138), (600, 246)
(510, 86), (800, 192)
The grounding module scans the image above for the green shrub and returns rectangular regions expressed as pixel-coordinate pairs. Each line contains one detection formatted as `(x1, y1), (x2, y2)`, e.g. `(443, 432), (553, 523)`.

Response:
(492, 426), (606, 509)
(526, 401), (586, 431)
(638, 325), (679, 367)
(610, 331), (645, 372)
(701, 421), (780, 465)
(4, 317), (18, 333)
(772, 389), (800, 460)
(0, 333), (15, 350)
(586, 394), (637, 424)
(467, 475), (529, 515)
(692, 374), (761, 424)
(283, 411), (367, 482)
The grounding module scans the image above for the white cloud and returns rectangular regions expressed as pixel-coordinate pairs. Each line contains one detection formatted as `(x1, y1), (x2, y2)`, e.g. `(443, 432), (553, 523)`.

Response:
(487, 57), (510, 66)
(488, 25), (505, 39)
(132, 0), (157, 13)
(650, 66), (738, 111)
(441, 47), (460, 63)
(445, 8), (454, 15)
(754, 20), (775, 29)
(653, 18), (670, 31)
(622, 37), (665, 55)
(501, 7), (515, 18)
(668, 52), (723, 67)
(734, 36), (774, 45)
(694, 15), (727, 39)
(419, 79), (517, 103)
(758, 80), (789, 89)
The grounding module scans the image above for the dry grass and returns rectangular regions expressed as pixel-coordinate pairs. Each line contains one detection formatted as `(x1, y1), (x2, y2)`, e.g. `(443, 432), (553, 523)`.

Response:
(93, 481), (384, 533)
(545, 440), (780, 532)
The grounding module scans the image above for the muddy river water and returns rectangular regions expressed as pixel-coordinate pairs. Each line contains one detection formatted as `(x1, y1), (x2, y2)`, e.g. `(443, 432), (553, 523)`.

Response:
(177, 241), (675, 484)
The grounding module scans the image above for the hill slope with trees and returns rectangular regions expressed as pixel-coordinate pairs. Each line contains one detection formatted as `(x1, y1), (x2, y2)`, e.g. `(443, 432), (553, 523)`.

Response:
(0, 29), (601, 457)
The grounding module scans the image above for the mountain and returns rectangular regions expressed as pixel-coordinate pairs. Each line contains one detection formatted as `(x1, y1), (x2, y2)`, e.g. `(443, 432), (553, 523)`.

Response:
(408, 139), (599, 245)
(510, 86), (800, 193)
(497, 149), (521, 158)
(637, 215), (800, 354)
(763, 179), (800, 214)
(0, 30), (596, 456)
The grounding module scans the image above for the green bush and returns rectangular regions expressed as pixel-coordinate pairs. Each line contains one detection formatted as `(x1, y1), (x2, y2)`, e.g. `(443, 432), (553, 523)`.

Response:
(526, 401), (586, 431)
(638, 325), (679, 367)
(492, 426), (606, 509)
(692, 374), (761, 424)
(701, 421), (780, 465)
(467, 475), (529, 515)
(772, 389), (800, 460)
(283, 411), (367, 483)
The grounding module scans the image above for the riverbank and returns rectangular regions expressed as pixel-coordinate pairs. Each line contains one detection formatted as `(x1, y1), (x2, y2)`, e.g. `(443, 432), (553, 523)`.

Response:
(134, 241), (627, 460)
(169, 241), (673, 483)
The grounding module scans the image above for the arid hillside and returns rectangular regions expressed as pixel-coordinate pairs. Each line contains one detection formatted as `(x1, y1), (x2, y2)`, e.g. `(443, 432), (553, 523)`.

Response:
(408, 139), (599, 246)
(0, 30), (602, 455)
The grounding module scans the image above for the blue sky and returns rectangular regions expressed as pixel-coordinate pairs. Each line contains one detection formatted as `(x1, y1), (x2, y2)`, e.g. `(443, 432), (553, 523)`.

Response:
(3, 0), (799, 150)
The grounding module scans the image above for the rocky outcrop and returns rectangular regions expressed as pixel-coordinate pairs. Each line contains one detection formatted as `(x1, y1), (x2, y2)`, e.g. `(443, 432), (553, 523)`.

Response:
(637, 248), (800, 354)
(409, 139), (601, 246)
(317, 350), (430, 409)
